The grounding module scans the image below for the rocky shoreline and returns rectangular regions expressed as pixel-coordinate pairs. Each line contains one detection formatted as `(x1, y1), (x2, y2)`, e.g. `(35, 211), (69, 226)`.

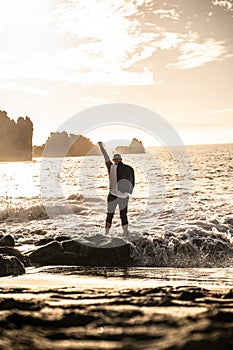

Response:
(1, 226), (233, 277)
(0, 233), (133, 277)
(0, 233), (233, 349)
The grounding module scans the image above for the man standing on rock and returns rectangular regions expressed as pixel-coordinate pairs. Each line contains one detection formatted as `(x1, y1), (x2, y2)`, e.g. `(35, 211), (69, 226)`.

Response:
(98, 142), (135, 238)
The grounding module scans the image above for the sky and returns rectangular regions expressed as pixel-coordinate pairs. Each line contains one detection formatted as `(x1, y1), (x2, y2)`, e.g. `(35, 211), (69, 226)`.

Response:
(0, 0), (232, 146)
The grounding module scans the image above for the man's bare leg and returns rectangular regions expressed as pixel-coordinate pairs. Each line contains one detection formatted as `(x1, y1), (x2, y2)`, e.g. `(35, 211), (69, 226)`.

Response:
(105, 222), (111, 235)
(122, 224), (129, 238)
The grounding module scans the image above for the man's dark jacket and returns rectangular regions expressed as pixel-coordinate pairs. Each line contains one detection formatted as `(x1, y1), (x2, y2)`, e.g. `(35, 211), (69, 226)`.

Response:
(117, 161), (135, 194)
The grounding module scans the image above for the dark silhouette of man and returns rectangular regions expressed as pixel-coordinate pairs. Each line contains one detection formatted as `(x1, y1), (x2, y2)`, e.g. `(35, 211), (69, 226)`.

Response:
(98, 142), (135, 237)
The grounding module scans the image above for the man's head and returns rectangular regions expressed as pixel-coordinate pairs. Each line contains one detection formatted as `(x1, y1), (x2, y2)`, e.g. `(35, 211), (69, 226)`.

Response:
(112, 153), (122, 165)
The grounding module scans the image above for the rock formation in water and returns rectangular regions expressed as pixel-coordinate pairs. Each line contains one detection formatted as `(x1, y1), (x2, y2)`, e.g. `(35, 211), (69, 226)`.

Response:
(115, 138), (145, 154)
(33, 144), (45, 158)
(33, 131), (100, 157)
(0, 110), (33, 161)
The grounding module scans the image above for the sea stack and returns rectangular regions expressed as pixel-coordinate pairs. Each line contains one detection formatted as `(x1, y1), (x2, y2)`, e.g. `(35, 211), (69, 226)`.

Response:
(115, 138), (145, 154)
(0, 110), (33, 161)
(35, 132), (100, 157)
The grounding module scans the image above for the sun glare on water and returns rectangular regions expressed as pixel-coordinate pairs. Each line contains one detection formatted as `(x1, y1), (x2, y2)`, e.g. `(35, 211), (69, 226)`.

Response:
(0, 161), (39, 202)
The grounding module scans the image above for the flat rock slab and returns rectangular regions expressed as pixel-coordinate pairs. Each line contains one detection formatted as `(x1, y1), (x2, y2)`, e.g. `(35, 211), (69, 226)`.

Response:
(28, 235), (132, 267)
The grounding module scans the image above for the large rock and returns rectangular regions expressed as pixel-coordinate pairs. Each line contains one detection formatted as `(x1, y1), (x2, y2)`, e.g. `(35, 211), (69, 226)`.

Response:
(0, 110), (33, 161)
(0, 254), (25, 277)
(0, 234), (15, 247)
(0, 247), (30, 267)
(29, 236), (132, 267)
(115, 138), (145, 154)
(35, 131), (100, 157)
(62, 238), (131, 266)
(29, 241), (64, 265)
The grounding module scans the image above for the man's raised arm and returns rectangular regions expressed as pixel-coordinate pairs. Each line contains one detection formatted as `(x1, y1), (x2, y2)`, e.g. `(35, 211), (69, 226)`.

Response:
(98, 142), (112, 172)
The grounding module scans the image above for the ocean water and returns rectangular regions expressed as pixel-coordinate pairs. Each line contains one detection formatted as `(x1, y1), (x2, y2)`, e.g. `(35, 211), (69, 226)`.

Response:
(0, 143), (233, 270)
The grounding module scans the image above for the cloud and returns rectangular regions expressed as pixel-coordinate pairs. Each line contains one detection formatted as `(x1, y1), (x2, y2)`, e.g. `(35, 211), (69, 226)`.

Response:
(0, 0), (231, 87)
(152, 9), (180, 21)
(51, 0), (187, 84)
(212, 0), (233, 11)
(0, 0), (162, 87)
(49, 0), (160, 86)
(125, 31), (186, 69)
(0, 49), (155, 87)
(167, 38), (227, 69)
(47, 0), (188, 86)
(0, 81), (50, 96)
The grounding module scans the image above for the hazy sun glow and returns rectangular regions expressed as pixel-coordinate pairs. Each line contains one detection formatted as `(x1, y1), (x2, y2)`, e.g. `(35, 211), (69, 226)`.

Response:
(0, 0), (39, 23)
(85, 125), (161, 147)
(0, 0), (232, 146)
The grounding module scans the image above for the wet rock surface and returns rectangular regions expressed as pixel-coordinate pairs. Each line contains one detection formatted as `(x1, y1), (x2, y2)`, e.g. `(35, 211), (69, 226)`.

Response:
(0, 235), (15, 247)
(0, 254), (25, 277)
(0, 285), (232, 349)
(0, 235), (29, 277)
(0, 247), (30, 268)
(28, 235), (132, 267)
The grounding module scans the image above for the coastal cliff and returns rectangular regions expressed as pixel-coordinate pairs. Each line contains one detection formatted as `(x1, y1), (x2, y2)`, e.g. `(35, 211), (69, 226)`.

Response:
(33, 131), (100, 157)
(0, 110), (33, 161)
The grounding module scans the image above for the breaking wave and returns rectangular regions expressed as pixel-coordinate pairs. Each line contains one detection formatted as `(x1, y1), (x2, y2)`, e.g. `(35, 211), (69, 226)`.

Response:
(130, 218), (233, 267)
(0, 203), (88, 222)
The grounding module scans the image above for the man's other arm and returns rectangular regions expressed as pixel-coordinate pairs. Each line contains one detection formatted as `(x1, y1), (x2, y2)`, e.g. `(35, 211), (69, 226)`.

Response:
(98, 142), (112, 173)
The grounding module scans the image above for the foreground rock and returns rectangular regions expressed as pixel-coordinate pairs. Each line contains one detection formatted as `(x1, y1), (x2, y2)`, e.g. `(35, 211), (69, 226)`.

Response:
(0, 254), (25, 277)
(0, 247), (30, 267)
(0, 234), (15, 247)
(28, 235), (132, 267)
